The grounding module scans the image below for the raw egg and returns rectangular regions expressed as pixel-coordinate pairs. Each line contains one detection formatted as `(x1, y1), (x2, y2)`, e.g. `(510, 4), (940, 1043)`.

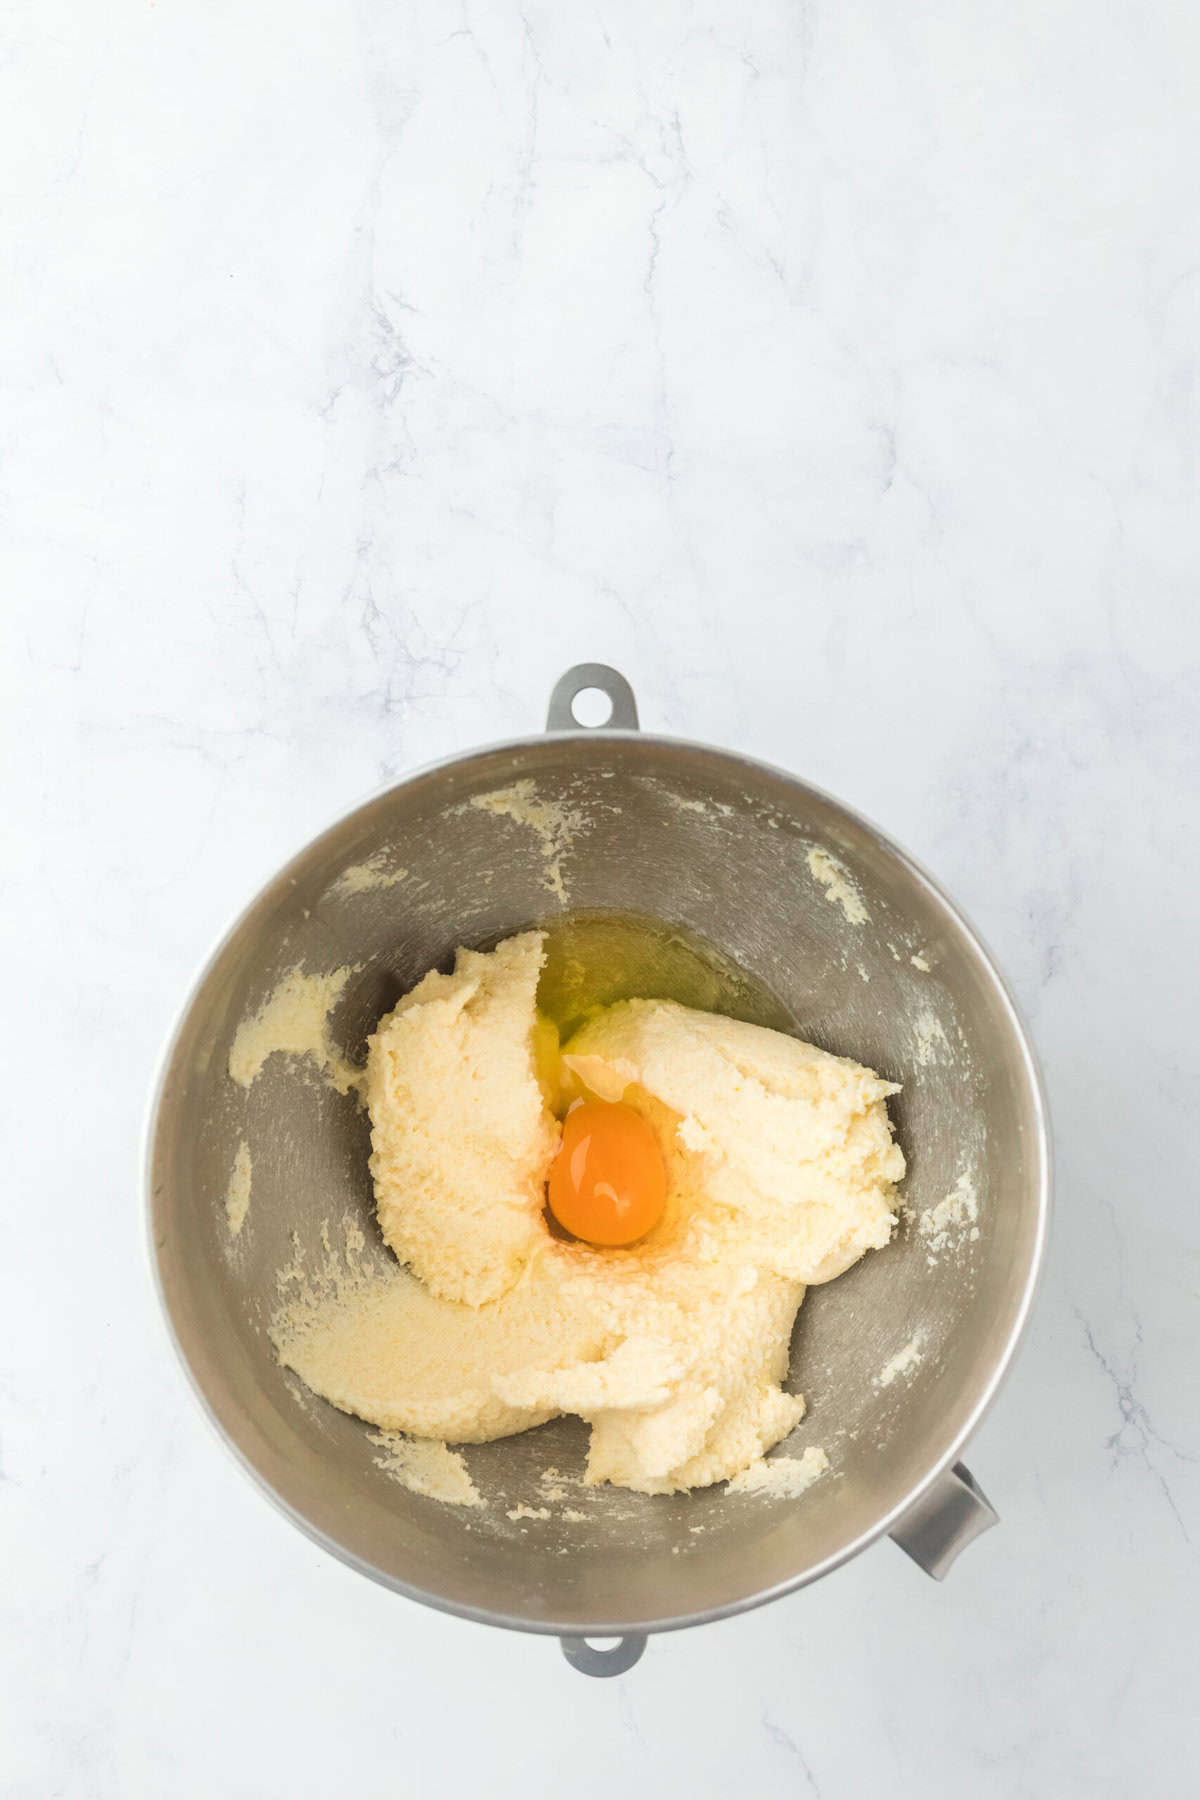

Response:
(547, 1100), (667, 1247)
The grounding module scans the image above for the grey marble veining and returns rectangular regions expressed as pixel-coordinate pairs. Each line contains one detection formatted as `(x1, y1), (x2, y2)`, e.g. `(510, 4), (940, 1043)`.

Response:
(2, 0), (1198, 1794)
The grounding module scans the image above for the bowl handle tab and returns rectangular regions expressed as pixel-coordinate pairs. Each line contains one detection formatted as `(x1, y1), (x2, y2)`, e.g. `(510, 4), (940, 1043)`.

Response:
(546, 664), (640, 733)
(890, 1461), (998, 1579)
(559, 1634), (648, 1677)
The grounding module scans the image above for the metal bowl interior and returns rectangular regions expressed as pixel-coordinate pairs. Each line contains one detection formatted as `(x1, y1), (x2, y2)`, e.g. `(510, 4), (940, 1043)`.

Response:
(148, 732), (1047, 1636)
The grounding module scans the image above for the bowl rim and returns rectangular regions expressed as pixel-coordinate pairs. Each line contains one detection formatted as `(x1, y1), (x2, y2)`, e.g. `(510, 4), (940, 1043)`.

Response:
(142, 724), (1052, 1640)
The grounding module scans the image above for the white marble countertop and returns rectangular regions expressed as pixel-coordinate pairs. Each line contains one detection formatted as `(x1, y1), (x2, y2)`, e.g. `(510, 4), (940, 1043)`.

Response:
(4, 0), (1199, 1793)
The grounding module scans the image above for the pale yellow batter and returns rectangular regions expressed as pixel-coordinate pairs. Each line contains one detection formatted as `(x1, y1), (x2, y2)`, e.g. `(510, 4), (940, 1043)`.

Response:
(271, 931), (904, 1496)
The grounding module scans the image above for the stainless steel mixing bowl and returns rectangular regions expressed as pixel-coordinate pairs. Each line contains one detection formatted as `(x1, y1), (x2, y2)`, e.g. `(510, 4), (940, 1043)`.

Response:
(146, 664), (1049, 1676)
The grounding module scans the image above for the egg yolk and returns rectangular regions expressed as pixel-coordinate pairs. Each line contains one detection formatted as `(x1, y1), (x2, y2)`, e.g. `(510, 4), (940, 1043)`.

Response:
(547, 1100), (667, 1247)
